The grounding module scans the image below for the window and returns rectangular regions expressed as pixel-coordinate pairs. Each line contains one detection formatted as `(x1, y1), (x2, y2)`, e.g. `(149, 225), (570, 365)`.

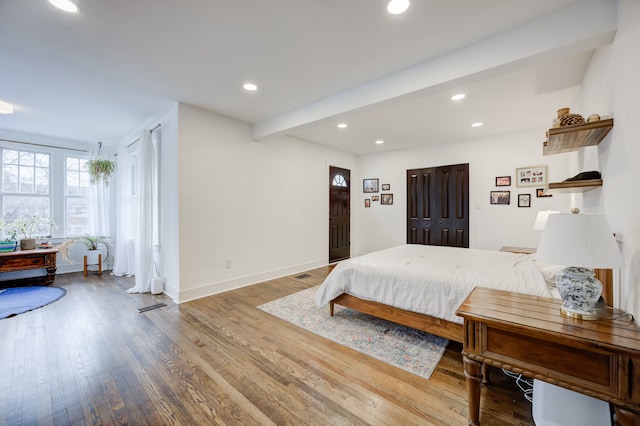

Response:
(0, 142), (94, 240)
(1, 149), (51, 238)
(332, 174), (347, 187)
(65, 156), (90, 235)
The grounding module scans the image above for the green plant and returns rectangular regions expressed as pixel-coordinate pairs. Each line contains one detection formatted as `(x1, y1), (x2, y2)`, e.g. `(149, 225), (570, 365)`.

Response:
(0, 219), (17, 242)
(80, 235), (113, 265)
(8, 215), (55, 239)
(86, 158), (116, 186)
(58, 235), (113, 264)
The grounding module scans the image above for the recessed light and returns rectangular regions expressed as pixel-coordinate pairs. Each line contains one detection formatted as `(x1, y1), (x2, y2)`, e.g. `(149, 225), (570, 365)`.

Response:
(472, 122), (483, 127)
(387, 0), (410, 14)
(451, 93), (466, 101)
(48, 0), (79, 13)
(0, 101), (14, 114)
(243, 82), (258, 91)
(337, 123), (347, 129)
(375, 140), (384, 145)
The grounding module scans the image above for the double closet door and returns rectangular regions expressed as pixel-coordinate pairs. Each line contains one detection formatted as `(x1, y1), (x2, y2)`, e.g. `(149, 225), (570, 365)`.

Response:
(407, 163), (469, 248)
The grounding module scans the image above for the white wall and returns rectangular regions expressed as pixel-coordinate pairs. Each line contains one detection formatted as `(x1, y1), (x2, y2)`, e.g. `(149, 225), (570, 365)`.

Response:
(579, 0), (640, 315)
(175, 103), (356, 302)
(352, 128), (573, 256)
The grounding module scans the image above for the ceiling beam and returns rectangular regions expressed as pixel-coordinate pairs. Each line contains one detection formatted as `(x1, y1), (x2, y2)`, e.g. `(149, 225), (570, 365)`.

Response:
(252, 0), (616, 141)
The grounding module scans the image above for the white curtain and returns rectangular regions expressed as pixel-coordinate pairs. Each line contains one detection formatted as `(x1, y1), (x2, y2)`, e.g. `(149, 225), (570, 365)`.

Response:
(126, 129), (156, 293)
(111, 145), (135, 276)
(88, 151), (112, 237)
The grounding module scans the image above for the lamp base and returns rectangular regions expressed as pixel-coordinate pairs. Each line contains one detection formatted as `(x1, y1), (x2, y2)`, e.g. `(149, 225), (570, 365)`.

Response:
(556, 267), (602, 321)
(560, 305), (600, 320)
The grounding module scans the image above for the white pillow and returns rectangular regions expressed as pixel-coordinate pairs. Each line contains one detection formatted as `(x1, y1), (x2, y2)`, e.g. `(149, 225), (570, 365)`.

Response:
(533, 260), (565, 288)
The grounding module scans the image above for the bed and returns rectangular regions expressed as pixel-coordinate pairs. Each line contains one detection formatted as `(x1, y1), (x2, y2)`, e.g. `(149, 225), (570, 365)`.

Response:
(315, 244), (612, 343)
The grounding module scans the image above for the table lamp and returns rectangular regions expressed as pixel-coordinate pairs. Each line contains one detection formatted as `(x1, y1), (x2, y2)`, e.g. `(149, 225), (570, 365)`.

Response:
(536, 211), (623, 320)
(533, 210), (559, 230)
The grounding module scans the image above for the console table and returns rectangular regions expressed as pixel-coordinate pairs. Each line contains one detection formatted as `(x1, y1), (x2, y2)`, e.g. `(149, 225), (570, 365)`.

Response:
(456, 287), (640, 426)
(0, 248), (58, 286)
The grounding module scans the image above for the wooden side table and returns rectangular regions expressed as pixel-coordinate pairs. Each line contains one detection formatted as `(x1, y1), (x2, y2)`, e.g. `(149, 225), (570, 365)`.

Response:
(0, 248), (58, 285)
(456, 287), (640, 426)
(83, 253), (102, 277)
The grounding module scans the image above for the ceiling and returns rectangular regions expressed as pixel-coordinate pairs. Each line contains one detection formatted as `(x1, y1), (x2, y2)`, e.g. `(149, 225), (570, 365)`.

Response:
(0, 0), (616, 154)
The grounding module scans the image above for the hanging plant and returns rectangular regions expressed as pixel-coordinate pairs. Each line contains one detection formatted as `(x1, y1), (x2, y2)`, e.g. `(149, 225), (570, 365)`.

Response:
(86, 141), (116, 186)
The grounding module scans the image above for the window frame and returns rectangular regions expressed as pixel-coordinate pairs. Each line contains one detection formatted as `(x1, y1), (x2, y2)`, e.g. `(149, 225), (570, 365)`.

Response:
(0, 140), (92, 240)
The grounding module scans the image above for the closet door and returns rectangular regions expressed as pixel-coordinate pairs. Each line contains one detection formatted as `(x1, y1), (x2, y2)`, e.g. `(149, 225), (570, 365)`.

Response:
(407, 163), (469, 247)
(406, 167), (435, 245)
(434, 163), (469, 247)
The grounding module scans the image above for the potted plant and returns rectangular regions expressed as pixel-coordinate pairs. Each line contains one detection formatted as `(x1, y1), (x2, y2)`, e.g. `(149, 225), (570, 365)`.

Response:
(78, 235), (113, 264)
(8, 214), (55, 250)
(86, 158), (116, 186)
(0, 220), (17, 252)
(86, 141), (116, 186)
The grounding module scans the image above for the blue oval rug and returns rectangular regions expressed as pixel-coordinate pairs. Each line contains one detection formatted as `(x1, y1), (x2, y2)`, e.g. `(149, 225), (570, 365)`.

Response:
(0, 286), (67, 319)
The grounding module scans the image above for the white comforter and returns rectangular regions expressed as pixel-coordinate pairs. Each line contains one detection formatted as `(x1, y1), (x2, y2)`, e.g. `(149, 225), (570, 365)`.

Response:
(315, 244), (558, 325)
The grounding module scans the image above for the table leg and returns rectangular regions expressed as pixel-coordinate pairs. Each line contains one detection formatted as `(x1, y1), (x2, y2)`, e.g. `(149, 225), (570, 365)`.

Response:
(464, 356), (483, 426)
(614, 406), (640, 425)
(45, 266), (57, 285)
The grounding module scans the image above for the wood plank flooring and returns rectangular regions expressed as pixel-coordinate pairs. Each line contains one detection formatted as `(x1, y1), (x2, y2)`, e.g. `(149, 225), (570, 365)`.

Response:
(0, 267), (535, 425)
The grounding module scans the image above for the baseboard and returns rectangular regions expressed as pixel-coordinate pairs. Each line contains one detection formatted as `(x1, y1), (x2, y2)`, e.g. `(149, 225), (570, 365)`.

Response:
(176, 259), (326, 303)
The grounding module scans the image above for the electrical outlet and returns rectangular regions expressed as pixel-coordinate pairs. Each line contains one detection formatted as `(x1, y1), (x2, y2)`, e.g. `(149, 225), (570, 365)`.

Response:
(225, 258), (232, 268)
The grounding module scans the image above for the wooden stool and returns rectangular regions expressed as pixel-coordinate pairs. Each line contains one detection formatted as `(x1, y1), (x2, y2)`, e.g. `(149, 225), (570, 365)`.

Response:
(83, 253), (102, 277)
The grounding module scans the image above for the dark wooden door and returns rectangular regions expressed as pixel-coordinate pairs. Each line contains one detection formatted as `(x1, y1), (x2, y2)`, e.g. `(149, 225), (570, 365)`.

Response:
(407, 163), (469, 247)
(407, 167), (436, 245)
(329, 166), (350, 262)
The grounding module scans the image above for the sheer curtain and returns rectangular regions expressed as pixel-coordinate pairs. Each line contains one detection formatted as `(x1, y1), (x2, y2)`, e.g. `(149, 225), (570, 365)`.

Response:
(88, 151), (112, 237)
(111, 145), (135, 276)
(125, 129), (156, 293)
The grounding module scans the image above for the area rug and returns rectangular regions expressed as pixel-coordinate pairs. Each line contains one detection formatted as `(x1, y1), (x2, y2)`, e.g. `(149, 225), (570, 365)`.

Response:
(258, 286), (448, 379)
(0, 286), (67, 319)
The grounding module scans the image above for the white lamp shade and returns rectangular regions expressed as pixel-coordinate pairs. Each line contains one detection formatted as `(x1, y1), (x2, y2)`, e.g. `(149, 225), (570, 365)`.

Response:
(533, 210), (559, 230)
(536, 213), (624, 269)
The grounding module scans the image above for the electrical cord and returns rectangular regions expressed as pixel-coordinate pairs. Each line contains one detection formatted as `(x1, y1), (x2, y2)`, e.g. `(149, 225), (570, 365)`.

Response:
(502, 369), (534, 403)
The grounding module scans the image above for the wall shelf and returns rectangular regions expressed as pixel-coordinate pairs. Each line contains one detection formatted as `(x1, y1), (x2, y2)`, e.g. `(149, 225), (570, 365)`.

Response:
(544, 179), (603, 194)
(542, 117), (612, 194)
(543, 118), (613, 156)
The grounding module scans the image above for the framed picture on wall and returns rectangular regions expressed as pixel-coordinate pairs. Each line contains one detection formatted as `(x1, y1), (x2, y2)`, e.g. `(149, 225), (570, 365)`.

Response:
(518, 194), (531, 207)
(364, 199), (371, 207)
(371, 195), (379, 201)
(516, 165), (547, 187)
(363, 178), (379, 193)
(495, 176), (511, 187)
(490, 190), (510, 205)
(536, 188), (552, 198)
(381, 193), (393, 205)
(382, 184), (390, 191)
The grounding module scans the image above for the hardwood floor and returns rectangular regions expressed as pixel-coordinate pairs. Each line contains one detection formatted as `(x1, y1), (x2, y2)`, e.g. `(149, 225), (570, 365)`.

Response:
(0, 267), (535, 425)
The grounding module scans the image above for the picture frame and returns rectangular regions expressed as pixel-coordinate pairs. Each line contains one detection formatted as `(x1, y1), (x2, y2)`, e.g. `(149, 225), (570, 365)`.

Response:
(516, 165), (547, 187)
(363, 178), (379, 193)
(536, 188), (552, 198)
(364, 199), (371, 208)
(490, 190), (510, 205)
(371, 195), (379, 201)
(381, 193), (393, 205)
(381, 183), (390, 191)
(518, 194), (531, 208)
(495, 176), (511, 187)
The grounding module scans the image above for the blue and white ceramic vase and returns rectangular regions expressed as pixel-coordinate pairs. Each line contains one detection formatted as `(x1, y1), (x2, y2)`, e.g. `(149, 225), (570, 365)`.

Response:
(556, 266), (601, 320)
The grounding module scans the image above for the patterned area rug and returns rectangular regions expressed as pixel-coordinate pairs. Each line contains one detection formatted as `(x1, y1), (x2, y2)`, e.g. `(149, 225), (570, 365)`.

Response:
(258, 286), (448, 379)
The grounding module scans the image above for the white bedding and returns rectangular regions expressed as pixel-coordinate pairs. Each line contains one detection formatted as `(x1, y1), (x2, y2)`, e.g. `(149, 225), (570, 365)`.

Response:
(315, 244), (559, 325)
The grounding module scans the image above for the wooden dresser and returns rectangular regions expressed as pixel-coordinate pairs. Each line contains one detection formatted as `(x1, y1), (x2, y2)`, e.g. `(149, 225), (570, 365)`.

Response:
(0, 248), (58, 286)
(456, 287), (640, 426)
